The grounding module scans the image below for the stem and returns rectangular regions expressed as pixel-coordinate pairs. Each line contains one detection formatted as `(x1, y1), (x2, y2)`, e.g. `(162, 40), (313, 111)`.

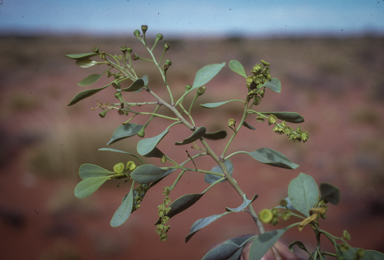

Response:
(221, 100), (249, 158)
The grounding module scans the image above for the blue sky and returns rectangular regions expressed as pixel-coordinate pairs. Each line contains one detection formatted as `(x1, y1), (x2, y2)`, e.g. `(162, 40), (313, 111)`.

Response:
(1, 0), (383, 37)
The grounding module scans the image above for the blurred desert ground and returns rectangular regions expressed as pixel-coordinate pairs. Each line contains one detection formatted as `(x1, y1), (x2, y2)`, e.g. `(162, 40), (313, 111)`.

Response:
(0, 34), (384, 260)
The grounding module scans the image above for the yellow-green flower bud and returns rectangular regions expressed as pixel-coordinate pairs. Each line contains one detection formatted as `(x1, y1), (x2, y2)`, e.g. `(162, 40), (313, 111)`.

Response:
(120, 45), (127, 52)
(92, 46), (99, 53)
(160, 233), (168, 242)
(99, 108), (112, 118)
(273, 126), (284, 135)
(137, 127), (145, 137)
(343, 230), (351, 241)
(356, 249), (365, 259)
(164, 42), (170, 51)
(113, 163), (125, 174)
(163, 59), (172, 71)
(114, 92), (124, 102)
(256, 116), (265, 122)
(259, 209), (273, 223)
(126, 161), (136, 171)
(197, 86), (206, 96)
(268, 114), (277, 125)
(228, 118), (236, 127)
(185, 84), (192, 92)
(253, 96), (262, 106)
(261, 60), (270, 66)
(163, 186), (171, 196)
(161, 155), (167, 164)
(252, 64), (263, 75)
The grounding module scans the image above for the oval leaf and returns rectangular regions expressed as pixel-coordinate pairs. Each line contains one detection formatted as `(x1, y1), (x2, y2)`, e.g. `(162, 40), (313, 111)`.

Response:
(202, 235), (254, 260)
(110, 185), (134, 227)
(288, 173), (319, 217)
(107, 123), (144, 145)
(226, 194), (258, 212)
(320, 183), (340, 205)
(243, 121), (256, 130)
(259, 112), (304, 123)
(260, 78), (281, 93)
(191, 62), (226, 90)
(137, 128), (169, 156)
(185, 212), (230, 243)
(76, 58), (98, 68)
(78, 73), (104, 87)
(201, 99), (244, 108)
(66, 53), (98, 59)
(242, 148), (299, 169)
(229, 60), (247, 78)
(74, 176), (110, 199)
(175, 127), (206, 145)
(98, 148), (144, 163)
(203, 130), (227, 140)
(130, 164), (168, 184)
(79, 163), (113, 179)
(155, 193), (205, 225)
(205, 159), (233, 184)
(249, 227), (292, 260)
(121, 78), (145, 92)
(67, 85), (109, 106)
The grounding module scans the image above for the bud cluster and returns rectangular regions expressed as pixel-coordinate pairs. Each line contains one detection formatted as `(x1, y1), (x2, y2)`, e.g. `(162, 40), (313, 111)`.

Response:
(156, 186), (172, 241)
(246, 60), (271, 105)
(112, 161), (137, 179)
(133, 184), (150, 211)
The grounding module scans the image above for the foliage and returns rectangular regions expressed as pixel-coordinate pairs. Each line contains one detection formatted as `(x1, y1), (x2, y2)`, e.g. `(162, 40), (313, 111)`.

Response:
(67, 26), (383, 260)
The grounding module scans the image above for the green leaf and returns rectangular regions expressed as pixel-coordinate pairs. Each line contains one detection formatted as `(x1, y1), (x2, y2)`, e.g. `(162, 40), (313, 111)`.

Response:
(67, 85), (109, 106)
(191, 62), (226, 90)
(239, 148), (299, 169)
(155, 192), (205, 225)
(259, 112), (304, 123)
(203, 130), (227, 140)
(288, 173), (319, 217)
(66, 53), (98, 59)
(137, 128), (169, 156)
(78, 73), (104, 86)
(130, 164), (168, 184)
(175, 127), (206, 145)
(142, 147), (165, 158)
(202, 234), (254, 260)
(226, 194), (258, 212)
(74, 176), (110, 199)
(249, 227), (293, 260)
(98, 148), (143, 163)
(320, 183), (340, 205)
(242, 121), (256, 130)
(229, 60), (247, 78)
(185, 212), (230, 243)
(76, 58), (98, 68)
(107, 123), (144, 145)
(121, 78), (145, 92)
(110, 184), (134, 227)
(260, 78), (281, 93)
(201, 99), (244, 108)
(205, 159), (233, 184)
(337, 247), (384, 260)
(79, 163), (113, 179)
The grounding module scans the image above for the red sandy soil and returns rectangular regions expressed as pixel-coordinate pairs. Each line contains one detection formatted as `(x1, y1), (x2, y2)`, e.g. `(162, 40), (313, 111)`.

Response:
(1, 36), (384, 260)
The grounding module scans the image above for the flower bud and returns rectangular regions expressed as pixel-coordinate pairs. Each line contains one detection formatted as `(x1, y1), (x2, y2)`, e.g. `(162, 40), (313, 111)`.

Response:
(164, 42), (170, 51)
(163, 59), (172, 70)
(131, 53), (139, 60)
(259, 209), (273, 223)
(137, 127), (145, 137)
(253, 96), (262, 106)
(156, 33), (163, 41)
(99, 108), (112, 118)
(113, 162), (125, 174)
(228, 118), (236, 127)
(141, 25), (148, 34)
(342, 230), (351, 241)
(92, 46), (99, 53)
(268, 114), (277, 125)
(120, 45), (127, 52)
(134, 29), (141, 38)
(112, 82), (121, 89)
(126, 47), (132, 54)
(126, 161), (136, 171)
(261, 60), (270, 66)
(185, 84), (192, 92)
(256, 116), (265, 122)
(197, 86), (206, 96)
